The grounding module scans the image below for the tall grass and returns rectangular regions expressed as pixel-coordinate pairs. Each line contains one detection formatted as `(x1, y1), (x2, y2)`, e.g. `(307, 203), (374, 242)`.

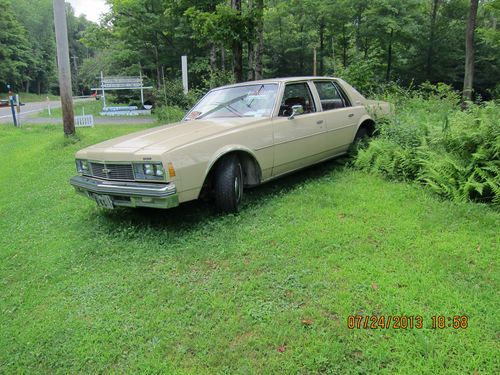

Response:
(355, 83), (500, 207)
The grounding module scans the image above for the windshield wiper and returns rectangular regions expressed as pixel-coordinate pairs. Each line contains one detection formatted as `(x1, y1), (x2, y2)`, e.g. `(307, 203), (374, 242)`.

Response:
(197, 94), (248, 119)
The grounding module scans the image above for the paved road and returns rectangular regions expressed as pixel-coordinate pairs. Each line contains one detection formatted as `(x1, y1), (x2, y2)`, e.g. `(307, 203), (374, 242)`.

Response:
(0, 100), (60, 124)
(0, 98), (93, 124)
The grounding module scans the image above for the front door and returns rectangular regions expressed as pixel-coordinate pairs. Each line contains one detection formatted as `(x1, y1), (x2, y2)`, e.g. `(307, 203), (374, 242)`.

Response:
(272, 82), (329, 176)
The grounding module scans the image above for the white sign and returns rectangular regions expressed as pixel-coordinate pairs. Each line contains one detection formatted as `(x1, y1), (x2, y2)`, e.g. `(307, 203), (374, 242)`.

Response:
(101, 77), (143, 89)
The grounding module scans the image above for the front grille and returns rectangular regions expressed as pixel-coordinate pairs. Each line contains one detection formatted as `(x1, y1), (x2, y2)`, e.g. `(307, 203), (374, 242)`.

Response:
(88, 162), (135, 181)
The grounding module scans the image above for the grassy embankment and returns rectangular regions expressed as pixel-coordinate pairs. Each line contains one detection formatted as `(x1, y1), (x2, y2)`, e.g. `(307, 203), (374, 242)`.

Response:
(0, 121), (498, 374)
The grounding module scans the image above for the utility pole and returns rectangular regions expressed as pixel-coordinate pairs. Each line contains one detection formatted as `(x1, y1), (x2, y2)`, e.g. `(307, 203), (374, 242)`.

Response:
(53, 0), (75, 136)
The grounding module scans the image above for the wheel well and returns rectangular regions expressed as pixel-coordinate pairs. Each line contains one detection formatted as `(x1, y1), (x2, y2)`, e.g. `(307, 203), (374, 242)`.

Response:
(199, 151), (262, 198)
(359, 119), (376, 137)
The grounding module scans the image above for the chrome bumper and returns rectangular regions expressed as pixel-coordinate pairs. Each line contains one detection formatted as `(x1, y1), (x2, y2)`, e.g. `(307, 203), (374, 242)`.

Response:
(70, 176), (179, 209)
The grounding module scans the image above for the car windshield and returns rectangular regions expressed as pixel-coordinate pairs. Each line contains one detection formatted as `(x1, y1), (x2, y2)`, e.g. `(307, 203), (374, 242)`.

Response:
(185, 84), (278, 120)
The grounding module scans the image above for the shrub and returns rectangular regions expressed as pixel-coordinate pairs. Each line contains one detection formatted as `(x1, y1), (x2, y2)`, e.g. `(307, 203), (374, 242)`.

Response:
(202, 69), (235, 89)
(354, 83), (500, 207)
(152, 79), (202, 110)
(335, 57), (383, 96)
(154, 105), (186, 123)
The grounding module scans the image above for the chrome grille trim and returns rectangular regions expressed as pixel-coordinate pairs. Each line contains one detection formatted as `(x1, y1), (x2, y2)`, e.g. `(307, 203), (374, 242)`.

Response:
(88, 162), (135, 181)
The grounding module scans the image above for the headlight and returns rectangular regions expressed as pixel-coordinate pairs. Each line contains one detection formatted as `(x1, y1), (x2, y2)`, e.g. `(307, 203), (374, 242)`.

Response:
(76, 159), (89, 173)
(133, 162), (166, 180)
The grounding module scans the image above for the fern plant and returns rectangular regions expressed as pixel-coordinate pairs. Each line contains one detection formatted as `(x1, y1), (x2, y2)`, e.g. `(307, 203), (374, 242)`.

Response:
(354, 84), (500, 208)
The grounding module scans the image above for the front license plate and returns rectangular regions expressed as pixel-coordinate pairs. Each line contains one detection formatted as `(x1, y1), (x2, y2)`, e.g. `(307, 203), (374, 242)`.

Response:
(93, 193), (114, 209)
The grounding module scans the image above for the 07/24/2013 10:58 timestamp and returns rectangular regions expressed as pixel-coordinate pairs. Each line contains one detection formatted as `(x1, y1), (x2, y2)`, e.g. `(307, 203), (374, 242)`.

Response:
(347, 315), (469, 330)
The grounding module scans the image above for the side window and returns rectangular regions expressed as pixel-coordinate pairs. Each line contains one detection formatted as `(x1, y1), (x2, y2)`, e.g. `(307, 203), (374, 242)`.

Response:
(279, 83), (316, 117)
(314, 81), (347, 111)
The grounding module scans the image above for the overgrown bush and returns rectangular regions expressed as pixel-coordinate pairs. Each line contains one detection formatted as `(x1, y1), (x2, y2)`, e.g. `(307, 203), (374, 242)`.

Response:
(152, 79), (202, 110)
(152, 79), (202, 123)
(152, 70), (234, 123)
(355, 83), (500, 207)
(201, 69), (235, 89)
(154, 105), (186, 123)
(335, 57), (383, 95)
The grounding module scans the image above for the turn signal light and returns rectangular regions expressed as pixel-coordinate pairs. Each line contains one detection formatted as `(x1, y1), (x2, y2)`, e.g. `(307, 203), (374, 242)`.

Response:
(167, 162), (176, 177)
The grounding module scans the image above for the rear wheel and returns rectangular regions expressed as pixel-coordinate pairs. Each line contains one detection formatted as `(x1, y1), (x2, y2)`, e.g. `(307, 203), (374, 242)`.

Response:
(214, 155), (243, 213)
(354, 126), (369, 141)
(353, 125), (371, 148)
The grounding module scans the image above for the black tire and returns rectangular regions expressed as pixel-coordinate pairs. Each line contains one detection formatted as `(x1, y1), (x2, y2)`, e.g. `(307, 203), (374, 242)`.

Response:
(214, 155), (243, 213)
(354, 126), (369, 141)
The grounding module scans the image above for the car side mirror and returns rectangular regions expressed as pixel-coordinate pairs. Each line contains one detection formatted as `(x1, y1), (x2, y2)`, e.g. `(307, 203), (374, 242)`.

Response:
(288, 104), (304, 119)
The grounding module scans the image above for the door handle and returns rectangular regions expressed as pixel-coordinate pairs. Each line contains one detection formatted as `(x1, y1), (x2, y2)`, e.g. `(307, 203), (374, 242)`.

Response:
(316, 120), (324, 125)
(348, 113), (354, 118)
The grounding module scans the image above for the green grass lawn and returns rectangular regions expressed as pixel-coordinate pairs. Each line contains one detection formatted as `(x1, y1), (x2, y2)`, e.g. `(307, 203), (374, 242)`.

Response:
(0, 124), (498, 374)
(16, 93), (60, 103)
(39, 99), (105, 118)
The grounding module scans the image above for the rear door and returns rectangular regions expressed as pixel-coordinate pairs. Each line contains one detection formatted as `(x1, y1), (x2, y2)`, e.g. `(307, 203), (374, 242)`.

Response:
(272, 81), (329, 176)
(313, 80), (363, 154)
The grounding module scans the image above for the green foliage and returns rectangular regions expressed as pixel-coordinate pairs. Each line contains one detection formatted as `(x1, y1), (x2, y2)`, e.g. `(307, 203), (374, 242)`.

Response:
(152, 80), (201, 110)
(154, 105), (186, 123)
(355, 84), (500, 206)
(0, 0), (32, 91)
(201, 69), (235, 90)
(334, 57), (383, 95)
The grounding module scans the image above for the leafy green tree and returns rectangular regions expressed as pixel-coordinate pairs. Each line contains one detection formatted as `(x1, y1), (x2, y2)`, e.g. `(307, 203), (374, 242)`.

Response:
(0, 0), (32, 92)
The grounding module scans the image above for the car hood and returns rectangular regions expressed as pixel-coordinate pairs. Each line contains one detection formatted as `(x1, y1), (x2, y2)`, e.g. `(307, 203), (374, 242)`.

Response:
(76, 117), (265, 159)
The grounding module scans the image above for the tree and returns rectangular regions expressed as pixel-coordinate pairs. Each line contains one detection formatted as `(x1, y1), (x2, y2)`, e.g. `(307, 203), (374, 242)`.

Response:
(463, 0), (479, 102)
(253, 0), (264, 79)
(231, 0), (243, 82)
(426, 0), (440, 81)
(12, 0), (56, 94)
(0, 0), (32, 92)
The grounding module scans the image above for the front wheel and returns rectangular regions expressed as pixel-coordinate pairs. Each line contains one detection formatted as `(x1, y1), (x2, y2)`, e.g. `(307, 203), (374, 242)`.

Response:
(214, 155), (243, 213)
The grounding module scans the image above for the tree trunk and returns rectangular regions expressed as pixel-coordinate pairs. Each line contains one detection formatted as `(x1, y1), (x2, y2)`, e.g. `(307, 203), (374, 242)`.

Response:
(342, 24), (347, 67)
(247, 0), (254, 80)
(254, 0), (264, 79)
(386, 28), (394, 82)
(221, 44), (226, 71)
(331, 37), (335, 74)
(210, 44), (217, 71)
(462, 0), (479, 103)
(248, 42), (254, 81)
(319, 17), (325, 75)
(355, 4), (363, 51)
(426, 0), (440, 81)
(299, 23), (304, 73)
(153, 45), (161, 89)
(25, 80), (30, 94)
(232, 0), (244, 82)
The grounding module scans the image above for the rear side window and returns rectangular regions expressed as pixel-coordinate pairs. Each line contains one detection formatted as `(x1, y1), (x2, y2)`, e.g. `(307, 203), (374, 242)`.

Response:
(314, 81), (348, 111)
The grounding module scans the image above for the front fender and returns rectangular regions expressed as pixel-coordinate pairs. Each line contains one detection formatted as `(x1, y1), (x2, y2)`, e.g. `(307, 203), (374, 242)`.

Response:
(204, 144), (260, 178)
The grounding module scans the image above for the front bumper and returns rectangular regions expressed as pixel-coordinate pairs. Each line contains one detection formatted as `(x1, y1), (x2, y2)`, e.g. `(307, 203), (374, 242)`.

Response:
(70, 175), (179, 209)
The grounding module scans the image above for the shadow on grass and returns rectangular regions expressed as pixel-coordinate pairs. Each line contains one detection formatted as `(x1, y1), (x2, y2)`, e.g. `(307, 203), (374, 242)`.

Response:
(98, 156), (350, 233)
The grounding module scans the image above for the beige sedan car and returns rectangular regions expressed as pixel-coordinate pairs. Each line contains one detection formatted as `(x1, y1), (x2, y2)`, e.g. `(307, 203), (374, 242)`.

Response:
(70, 77), (390, 212)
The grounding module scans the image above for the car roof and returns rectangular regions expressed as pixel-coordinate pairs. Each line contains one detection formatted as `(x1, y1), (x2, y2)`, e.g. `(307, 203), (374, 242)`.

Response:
(215, 76), (340, 90)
